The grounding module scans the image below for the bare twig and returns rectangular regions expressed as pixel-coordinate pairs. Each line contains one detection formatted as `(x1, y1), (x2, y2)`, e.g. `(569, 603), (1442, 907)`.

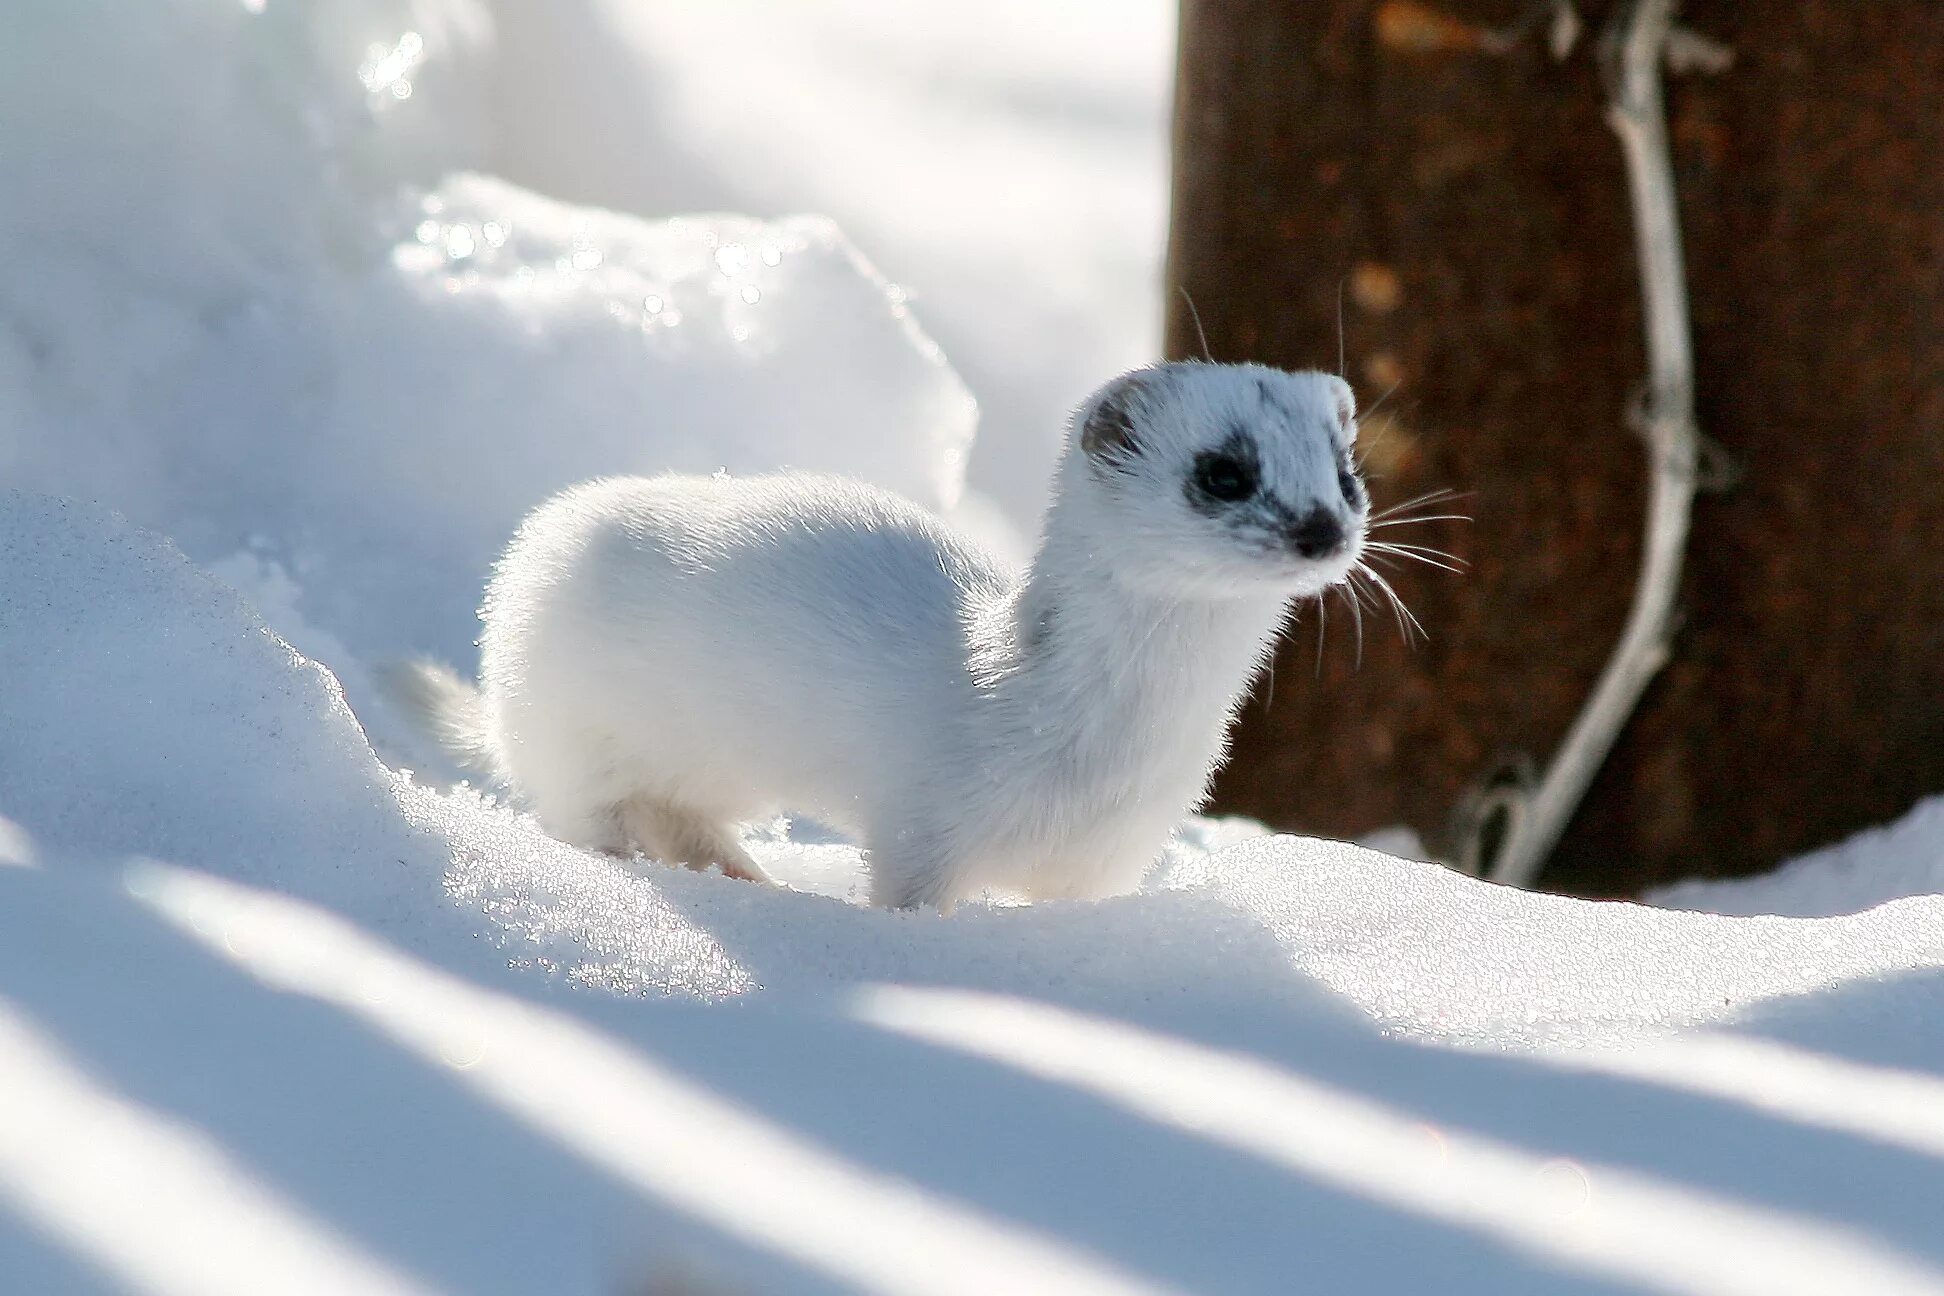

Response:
(1481, 0), (1705, 888)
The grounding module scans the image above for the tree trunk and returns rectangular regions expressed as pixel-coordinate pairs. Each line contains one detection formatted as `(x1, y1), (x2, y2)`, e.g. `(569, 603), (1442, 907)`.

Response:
(1171, 0), (1944, 894)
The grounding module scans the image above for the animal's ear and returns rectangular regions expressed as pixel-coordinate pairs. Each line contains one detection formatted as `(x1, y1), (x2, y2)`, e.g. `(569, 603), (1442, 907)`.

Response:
(1080, 371), (1151, 463)
(1326, 375), (1358, 445)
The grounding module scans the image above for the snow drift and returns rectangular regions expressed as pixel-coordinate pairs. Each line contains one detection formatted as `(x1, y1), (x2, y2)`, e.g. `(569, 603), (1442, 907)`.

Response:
(0, 0), (975, 760)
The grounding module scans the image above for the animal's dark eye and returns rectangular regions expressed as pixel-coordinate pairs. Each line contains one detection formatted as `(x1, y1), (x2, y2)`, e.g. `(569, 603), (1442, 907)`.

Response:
(1194, 452), (1257, 502)
(1337, 465), (1363, 505)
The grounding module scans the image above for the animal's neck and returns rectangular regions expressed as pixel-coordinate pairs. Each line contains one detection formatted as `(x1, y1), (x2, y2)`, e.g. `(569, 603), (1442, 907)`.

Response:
(993, 495), (1290, 785)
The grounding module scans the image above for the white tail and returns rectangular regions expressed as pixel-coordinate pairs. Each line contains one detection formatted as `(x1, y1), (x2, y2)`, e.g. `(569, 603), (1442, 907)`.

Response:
(378, 659), (499, 780)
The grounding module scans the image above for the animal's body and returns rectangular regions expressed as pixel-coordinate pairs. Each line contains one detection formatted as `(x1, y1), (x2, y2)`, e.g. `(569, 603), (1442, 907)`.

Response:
(389, 362), (1369, 908)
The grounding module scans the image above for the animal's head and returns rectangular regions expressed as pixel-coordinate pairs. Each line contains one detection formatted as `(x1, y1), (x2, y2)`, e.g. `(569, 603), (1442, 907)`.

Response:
(1063, 362), (1367, 600)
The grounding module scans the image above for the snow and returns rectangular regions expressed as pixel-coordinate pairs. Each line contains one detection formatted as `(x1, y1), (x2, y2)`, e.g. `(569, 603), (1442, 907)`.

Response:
(1649, 796), (1944, 918)
(4, 1), (1944, 1292)
(483, 0), (1175, 526)
(0, 0), (976, 759)
(7, 490), (1944, 1294)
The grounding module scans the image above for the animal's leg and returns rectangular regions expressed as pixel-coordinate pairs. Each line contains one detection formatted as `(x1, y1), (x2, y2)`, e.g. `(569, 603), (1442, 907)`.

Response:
(866, 825), (968, 911)
(513, 740), (640, 858)
(531, 798), (631, 857)
(620, 798), (773, 885)
(1024, 868), (1115, 903)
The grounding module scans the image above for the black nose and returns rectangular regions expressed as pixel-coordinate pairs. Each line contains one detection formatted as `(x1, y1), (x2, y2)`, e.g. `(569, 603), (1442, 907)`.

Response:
(1284, 506), (1346, 559)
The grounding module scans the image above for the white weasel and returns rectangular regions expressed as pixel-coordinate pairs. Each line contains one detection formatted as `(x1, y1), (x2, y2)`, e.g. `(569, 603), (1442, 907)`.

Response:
(388, 362), (1369, 909)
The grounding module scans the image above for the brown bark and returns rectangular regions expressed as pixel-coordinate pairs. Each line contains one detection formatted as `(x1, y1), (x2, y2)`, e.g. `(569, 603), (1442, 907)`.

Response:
(1172, 0), (1944, 894)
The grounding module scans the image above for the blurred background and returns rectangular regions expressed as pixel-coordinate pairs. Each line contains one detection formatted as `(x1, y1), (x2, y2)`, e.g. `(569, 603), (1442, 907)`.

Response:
(482, 0), (1176, 532)
(1168, 2), (1943, 898)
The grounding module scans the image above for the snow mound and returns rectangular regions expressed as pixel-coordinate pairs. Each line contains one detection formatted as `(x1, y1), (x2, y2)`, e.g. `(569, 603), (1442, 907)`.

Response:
(1651, 796), (1944, 918)
(484, 0), (1175, 525)
(0, 492), (397, 875)
(0, 0), (976, 756)
(0, 0), (493, 300)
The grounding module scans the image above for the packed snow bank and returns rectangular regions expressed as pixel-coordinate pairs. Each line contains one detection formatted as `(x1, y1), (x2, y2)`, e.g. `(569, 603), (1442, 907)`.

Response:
(1650, 796), (1944, 918)
(8, 490), (1944, 1294)
(0, 493), (398, 876)
(0, 0), (977, 760)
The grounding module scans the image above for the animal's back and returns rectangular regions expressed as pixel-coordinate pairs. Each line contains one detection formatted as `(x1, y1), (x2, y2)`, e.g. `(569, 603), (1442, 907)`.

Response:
(480, 474), (1013, 831)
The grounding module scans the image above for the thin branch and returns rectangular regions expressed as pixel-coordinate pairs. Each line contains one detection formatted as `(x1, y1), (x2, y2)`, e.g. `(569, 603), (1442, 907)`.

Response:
(1483, 0), (1705, 888)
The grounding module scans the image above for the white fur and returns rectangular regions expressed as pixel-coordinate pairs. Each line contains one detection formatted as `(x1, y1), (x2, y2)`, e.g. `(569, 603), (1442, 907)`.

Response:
(390, 362), (1366, 908)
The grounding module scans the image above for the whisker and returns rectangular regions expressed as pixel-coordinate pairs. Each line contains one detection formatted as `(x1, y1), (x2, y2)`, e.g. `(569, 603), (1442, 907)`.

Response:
(1351, 413), (1399, 478)
(1366, 539), (1465, 561)
(1314, 589), (1327, 679)
(1353, 561), (1415, 644)
(1374, 484), (1466, 511)
(1364, 541), (1468, 573)
(1359, 377), (1404, 423)
(1345, 571), (1391, 664)
(1361, 551), (1410, 576)
(1359, 563), (1426, 644)
(1341, 567), (1376, 611)
(1177, 286), (1215, 363)
(1353, 565), (1404, 644)
(1367, 513), (1472, 530)
(1369, 552), (1464, 575)
(1345, 575), (1366, 669)
(1321, 579), (1368, 680)
(1368, 487), (1467, 523)
(1335, 276), (1347, 380)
